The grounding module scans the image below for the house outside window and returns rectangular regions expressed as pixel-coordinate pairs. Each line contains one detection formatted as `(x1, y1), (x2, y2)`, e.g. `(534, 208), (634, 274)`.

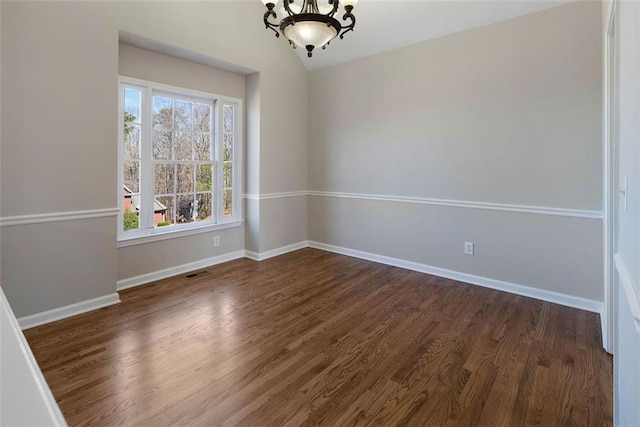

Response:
(118, 77), (242, 244)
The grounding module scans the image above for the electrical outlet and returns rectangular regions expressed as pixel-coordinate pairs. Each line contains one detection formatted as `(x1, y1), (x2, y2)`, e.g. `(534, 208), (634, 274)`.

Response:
(213, 236), (220, 247)
(464, 241), (474, 255)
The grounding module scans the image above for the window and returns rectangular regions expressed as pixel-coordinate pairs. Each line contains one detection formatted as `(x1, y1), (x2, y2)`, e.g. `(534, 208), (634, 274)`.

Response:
(118, 77), (242, 244)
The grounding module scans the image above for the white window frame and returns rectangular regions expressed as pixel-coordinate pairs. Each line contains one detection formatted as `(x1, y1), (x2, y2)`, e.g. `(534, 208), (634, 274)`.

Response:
(117, 76), (243, 248)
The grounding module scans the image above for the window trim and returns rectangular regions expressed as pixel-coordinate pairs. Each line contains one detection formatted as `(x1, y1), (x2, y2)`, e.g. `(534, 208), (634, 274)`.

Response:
(117, 220), (243, 248)
(117, 76), (243, 244)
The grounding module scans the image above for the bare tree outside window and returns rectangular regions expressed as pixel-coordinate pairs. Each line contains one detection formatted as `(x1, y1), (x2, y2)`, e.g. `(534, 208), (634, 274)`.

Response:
(151, 95), (213, 226)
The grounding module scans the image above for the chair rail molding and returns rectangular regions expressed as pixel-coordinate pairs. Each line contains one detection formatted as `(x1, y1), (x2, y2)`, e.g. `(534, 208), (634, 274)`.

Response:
(308, 191), (602, 220)
(243, 191), (308, 201)
(1, 208), (119, 227)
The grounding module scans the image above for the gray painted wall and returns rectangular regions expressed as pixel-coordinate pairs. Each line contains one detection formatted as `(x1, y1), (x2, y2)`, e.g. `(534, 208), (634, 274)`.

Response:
(309, 197), (602, 300)
(119, 43), (246, 99)
(117, 43), (246, 281)
(1, 1), (309, 317)
(308, 2), (604, 301)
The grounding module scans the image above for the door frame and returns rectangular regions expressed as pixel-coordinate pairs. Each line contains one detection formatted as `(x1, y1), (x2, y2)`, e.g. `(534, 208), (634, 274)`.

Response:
(603, 0), (618, 354)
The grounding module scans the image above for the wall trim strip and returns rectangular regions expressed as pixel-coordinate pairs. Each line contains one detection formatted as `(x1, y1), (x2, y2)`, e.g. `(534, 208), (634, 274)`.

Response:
(615, 254), (640, 334)
(18, 293), (121, 330)
(308, 191), (602, 219)
(1, 208), (119, 227)
(240, 191), (601, 219)
(243, 191), (308, 201)
(245, 241), (308, 261)
(307, 241), (603, 314)
(117, 220), (243, 248)
(117, 250), (246, 291)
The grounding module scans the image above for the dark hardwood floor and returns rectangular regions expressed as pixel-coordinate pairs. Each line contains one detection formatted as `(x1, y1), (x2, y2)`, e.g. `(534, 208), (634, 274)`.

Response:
(25, 248), (613, 426)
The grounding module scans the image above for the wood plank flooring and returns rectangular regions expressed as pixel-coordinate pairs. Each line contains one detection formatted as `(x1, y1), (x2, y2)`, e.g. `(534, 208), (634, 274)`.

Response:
(24, 248), (613, 426)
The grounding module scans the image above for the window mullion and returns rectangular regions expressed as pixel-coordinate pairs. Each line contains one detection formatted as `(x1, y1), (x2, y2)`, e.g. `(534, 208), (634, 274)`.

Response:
(233, 101), (242, 221)
(215, 100), (223, 222)
(140, 87), (154, 230)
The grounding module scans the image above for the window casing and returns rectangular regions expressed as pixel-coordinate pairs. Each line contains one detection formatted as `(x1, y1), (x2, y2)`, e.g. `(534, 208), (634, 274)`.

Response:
(118, 77), (242, 245)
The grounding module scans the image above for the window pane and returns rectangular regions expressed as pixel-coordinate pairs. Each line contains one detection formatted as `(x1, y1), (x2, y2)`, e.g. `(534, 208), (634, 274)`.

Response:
(124, 124), (140, 160)
(223, 105), (234, 133)
(154, 195), (174, 227)
(154, 163), (175, 195)
(153, 97), (173, 129)
(223, 161), (232, 189)
(175, 100), (193, 131)
(177, 194), (195, 224)
(123, 160), (140, 192)
(195, 193), (212, 222)
(223, 189), (232, 217)
(223, 133), (233, 161)
(175, 132), (193, 161)
(123, 209), (140, 231)
(196, 164), (213, 192)
(153, 130), (173, 160)
(194, 134), (210, 161)
(122, 189), (140, 231)
(176, 164), (194, 194)
(194, 103), (211, 133)
(124, 88), (141, 124)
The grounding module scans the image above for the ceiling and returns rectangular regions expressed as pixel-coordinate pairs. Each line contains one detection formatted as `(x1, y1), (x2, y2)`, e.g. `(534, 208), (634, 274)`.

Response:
(286, 0), (570, 70)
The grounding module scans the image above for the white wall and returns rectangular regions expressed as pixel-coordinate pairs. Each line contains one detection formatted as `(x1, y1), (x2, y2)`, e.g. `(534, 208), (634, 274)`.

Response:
(613, 1), (640, 297)
(1, 1), (309, 318)
(0, 289), (66, 426)
(607, 0), (640, 425)
(308, 2), (603, 306)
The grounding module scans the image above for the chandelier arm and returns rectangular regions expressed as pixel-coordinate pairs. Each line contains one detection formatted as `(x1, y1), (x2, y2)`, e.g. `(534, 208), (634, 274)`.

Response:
(308, 0), (319, 14)
(283, 0), (296, 17)
(339, 10), (356, 39)
(263, 9), (280, 38)
(327, 0), (339, 18)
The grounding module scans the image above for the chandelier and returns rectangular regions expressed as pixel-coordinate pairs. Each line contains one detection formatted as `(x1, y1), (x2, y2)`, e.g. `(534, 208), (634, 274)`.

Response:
(261, 0), (358, 58)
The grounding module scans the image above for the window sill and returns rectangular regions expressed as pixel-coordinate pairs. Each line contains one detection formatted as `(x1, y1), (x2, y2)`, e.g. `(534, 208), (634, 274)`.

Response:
(117, 220), (243, 248)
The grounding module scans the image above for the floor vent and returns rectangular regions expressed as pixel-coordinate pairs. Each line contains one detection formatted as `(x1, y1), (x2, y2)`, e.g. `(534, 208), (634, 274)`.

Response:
(185, 270), (211, 279)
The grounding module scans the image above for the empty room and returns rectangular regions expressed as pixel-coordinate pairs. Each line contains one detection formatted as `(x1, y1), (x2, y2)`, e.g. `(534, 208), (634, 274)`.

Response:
(1, 0), (639, 426)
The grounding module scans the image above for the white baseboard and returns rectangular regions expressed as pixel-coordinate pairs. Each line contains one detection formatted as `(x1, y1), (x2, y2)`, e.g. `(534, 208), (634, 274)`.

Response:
(18, 293), (121, 330)
(601, 309), (609, 353)
(244, 241), (309, 261)
(117, 250), (246, 291)
(308, 241), (603, 314)
(21, 241), (605, 330)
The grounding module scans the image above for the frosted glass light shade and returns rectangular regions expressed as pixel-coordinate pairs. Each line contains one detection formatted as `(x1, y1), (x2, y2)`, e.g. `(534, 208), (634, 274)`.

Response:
(342, 0), (358, 8)
(261, 0), (356, 58)
(284, 21), (338, 49)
